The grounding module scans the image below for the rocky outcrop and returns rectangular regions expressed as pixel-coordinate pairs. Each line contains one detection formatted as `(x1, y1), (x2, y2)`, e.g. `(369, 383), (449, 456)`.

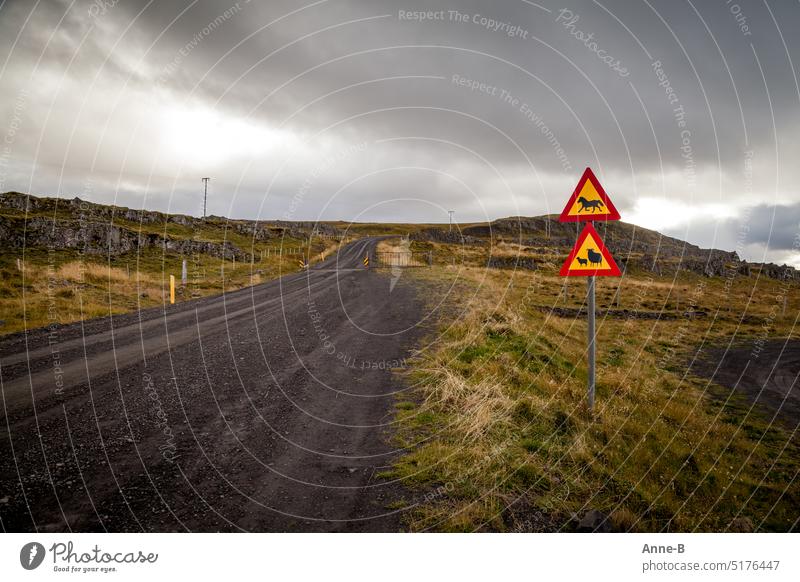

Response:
(0, 215), (249, 261)
(410, 228), (484, 245)
(464, 215), (798, 282)
(233, 221), (343, 241)
(486, 256), (537, 270)
(3, 192), (798, 282)
(758, 262), (800, 281)
(0, 192), (344, 242)
(0, 192), (347, 261)
(0, 192), (34, 212)
(629, 251), (747, 278)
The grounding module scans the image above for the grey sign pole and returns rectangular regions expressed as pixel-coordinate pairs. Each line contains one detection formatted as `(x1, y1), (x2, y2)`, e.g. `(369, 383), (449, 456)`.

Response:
(587, 274), (596, 411)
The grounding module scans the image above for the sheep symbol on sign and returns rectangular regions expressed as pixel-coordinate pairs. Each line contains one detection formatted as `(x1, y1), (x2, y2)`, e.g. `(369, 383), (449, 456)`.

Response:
(558, 168), (622, 413)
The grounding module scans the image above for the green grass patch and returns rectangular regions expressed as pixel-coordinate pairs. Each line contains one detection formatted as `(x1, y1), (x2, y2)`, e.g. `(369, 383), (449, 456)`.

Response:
(389, 264), (800, 532)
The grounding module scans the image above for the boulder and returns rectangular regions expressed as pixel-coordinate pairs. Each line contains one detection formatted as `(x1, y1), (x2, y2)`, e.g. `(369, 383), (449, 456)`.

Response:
(577, 509), (612, 533)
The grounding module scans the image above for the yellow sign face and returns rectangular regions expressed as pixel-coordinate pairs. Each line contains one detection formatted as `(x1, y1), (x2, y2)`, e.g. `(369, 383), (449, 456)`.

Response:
(558, 167), (621, 222)
(565, 180), (605, 217)
(560, 223), (621, 276)
(568, 231), (610, 270)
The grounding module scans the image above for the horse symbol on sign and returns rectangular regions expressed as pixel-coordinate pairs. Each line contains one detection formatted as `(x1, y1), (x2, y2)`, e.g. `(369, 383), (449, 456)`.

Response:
(559, 167), (620, 222)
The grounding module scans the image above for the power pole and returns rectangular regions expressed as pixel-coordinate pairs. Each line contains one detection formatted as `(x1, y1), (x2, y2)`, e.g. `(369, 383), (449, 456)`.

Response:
(201, 177), (210, 218)
(448, 210), (455, 232)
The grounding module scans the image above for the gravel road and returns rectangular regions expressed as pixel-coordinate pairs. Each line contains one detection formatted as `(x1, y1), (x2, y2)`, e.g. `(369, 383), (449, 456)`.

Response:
(0, 237), (426, 532)
(689, 339), (800, 430)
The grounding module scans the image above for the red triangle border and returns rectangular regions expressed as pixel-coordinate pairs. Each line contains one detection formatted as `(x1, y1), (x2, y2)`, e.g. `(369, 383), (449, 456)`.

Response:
(559, 222), (621, 277)
(558, 167), (621, 223)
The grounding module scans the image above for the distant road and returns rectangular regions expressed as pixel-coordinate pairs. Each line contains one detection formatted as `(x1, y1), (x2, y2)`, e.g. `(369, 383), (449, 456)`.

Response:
(0, 237), (424, 532)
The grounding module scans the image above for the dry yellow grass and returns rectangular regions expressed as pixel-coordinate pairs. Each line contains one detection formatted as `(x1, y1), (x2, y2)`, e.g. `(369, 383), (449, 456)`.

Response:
(54, 261), (161, 285)
(388, 262), (800, 532)
(0, 236), (344, 335)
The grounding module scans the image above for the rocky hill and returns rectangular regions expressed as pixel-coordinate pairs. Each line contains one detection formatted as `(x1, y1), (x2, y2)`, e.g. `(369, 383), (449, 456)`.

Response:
(416, 216), (798, 281)
(0, 191), (344, 261)
(2, 191), (796, 282)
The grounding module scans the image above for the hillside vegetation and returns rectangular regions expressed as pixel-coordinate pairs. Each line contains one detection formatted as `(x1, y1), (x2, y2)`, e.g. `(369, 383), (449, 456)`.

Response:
(1, 191), (798, 531)
(380, 229), (799, 532)
(0, 192), (351, 334)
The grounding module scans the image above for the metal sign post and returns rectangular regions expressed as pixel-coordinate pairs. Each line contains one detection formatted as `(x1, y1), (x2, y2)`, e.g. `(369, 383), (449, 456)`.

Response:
(587, 274), (596, 411)
(558, 168), (622, 412)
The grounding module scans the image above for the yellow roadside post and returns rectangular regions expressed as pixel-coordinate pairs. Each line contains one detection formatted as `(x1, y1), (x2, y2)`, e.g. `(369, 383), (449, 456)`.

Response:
(169, 274), (175, 304)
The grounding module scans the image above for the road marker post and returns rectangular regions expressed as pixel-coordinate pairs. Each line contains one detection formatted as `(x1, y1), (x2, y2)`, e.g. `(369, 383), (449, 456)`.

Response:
(169, 275), (175, 304)
(558, 168), (622, 412)
(363, 254), (369, 269)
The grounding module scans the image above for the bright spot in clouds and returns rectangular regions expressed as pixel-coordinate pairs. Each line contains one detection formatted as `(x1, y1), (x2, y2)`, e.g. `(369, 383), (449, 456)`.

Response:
(160, 105), (301, 167)
(626, 197), (740, 232)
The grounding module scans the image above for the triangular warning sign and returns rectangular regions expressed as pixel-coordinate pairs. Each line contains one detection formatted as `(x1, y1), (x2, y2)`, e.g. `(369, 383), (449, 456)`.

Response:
(560, 223), (621, 277)
(559, 167), (621, 222)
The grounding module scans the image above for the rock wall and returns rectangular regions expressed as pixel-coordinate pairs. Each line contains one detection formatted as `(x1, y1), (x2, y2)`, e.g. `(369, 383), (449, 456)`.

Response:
(486, 256), (537, 270)
(0, 192), (344, 245)
(410, 227), (484, 245)
(0, 215), (250, 261)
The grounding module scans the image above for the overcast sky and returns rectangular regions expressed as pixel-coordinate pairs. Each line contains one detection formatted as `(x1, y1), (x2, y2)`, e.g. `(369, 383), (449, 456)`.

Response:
(1, 0), (799, 264)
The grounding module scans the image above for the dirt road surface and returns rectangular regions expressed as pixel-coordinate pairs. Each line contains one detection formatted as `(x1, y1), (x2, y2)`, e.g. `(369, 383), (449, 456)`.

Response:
(690, 340), (800, 430)
(0, 237), (427, 532)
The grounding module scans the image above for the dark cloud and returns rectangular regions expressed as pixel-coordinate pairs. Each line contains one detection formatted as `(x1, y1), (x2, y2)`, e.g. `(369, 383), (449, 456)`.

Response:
(1, 0), (798, 261)
(734, 203), (800, 252)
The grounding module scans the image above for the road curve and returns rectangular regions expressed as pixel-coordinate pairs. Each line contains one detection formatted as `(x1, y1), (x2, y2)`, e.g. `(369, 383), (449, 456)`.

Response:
(0, 237), (424, 532)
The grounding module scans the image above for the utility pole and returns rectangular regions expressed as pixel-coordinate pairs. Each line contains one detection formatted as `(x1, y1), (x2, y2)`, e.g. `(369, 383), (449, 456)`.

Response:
(448, 210), (455, 232)
(201, 177), (210, 218)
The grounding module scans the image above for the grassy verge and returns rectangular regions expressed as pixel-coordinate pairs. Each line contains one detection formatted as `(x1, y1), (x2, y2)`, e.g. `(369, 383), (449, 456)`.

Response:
(385, 262), (800, 532)
(0, 237), (344, 335)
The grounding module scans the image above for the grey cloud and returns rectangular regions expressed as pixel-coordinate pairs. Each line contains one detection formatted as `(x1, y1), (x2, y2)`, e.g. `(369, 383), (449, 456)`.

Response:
(1, 0), (799, 260)
(733, 203), (800, 252)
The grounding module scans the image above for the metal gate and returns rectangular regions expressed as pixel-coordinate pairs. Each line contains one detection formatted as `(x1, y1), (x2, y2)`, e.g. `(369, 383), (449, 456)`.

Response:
(374, 251), (432, 268)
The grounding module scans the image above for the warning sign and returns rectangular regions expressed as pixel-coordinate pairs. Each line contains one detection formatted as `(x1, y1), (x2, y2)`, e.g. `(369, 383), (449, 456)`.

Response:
(559, 167), (621, 222)
(559, 223), (621, 277)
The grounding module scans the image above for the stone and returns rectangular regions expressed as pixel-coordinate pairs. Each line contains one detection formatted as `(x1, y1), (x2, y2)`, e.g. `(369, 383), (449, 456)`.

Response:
(577, 509), (612, 532)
